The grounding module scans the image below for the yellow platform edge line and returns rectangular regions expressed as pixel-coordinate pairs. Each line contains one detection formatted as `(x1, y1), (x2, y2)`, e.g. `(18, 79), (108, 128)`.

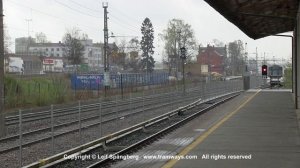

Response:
(162, 90), (261, 168)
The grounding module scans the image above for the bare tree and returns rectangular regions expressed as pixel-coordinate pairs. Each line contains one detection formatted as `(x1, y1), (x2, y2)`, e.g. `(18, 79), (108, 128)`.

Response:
(212, 39), (225, 47)
(111, 39), (126, 70)
(160, 19), (197, 76)
(62, 28), (85, 67)
(35, 32), (50, 43)
(127, 38), (141, 72)
(228, 40), (245, 75)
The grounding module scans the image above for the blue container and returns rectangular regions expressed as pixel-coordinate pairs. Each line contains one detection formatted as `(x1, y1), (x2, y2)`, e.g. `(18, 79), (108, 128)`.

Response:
(71, 73), (168, 90)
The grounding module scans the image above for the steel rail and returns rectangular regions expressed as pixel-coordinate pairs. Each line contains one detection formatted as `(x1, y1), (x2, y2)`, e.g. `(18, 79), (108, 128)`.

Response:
(0, 91), (202, 154)
(88, 93), (239, 168)
(23, 91), (242, 168)
(5, 85), (205, 125)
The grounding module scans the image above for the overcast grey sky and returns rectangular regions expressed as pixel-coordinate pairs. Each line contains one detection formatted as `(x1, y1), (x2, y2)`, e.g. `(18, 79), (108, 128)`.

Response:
(4, 0), (292, 63)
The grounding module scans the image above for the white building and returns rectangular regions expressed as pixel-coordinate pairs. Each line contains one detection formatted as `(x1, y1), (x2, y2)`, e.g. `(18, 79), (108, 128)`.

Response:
(29, 42), (65, 58)
(80, 39), (103, 69)
(28, 39), (104, 68)
(16, 38), (121, 71)
(88, 45), (103, 70)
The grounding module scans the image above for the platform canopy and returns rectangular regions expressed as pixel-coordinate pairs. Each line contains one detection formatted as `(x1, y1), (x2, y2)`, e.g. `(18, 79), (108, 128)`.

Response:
(204, 0), (299, 39)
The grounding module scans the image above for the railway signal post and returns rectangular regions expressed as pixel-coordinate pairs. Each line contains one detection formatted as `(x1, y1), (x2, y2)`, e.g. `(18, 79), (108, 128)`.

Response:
(180, 47), (187, 94)
(262, 65), (268, 86)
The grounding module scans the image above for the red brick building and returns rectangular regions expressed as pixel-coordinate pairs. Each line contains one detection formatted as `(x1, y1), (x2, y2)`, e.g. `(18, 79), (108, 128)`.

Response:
(197, 45), (226, 75)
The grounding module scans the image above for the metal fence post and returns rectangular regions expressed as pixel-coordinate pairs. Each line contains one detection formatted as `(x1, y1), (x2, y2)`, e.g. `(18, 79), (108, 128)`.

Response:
(234, 80), (237, 91)
(120, 74), (124, 99)
(171, 91), (174, 110)
(227, 80), (229, 93)
(227, 80), (230, 94)
(51, 105), (54, 155)
(97, 83), (100, 98)
(78, 101), (82, 145)
(216, 81), (218, 97)
(203, 82), (206, 101)
(142, 91), (145, 122)
(19, 109), (23, 168)
(130, 92), (132, 113)
(115, 95), (119, 129)
(99, 99), (102, 137)
(38, 82), (41, 105)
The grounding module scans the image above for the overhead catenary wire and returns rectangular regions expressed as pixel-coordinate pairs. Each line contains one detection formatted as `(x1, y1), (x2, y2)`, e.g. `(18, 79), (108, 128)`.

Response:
(6, 26), (63, 40)
(68, 0), (101, 13)
(110, 14), (140, 31)
(54, 0), (102, 19)
(5, 0), (143, 45)
(6, 0), (142, 35)
(109, 6), (142, 24)
(68, 0), (143, 28)
(109, 19), (139, 35)
(5, 0), (101, 33)
(65, 1), (139, 35)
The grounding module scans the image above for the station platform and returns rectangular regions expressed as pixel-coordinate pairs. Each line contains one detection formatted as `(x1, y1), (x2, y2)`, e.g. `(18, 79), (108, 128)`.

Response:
(165, 89), (300, 168)
(113, 90), (300, 168)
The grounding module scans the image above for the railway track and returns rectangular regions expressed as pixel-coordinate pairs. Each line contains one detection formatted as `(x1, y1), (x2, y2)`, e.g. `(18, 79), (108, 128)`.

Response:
(0, 83), (220, 154)
(0, 91), (201, 154)
(3, 89), (199, 139)
(23, 91), (241, 168)
(0, 80), (243, 168)
(5, 79), (240, 126)
(5, 91), (178, 126)
(5, 80), (240, 128)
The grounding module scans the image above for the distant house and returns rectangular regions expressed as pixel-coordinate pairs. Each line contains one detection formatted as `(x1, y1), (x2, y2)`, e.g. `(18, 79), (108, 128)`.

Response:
(29, 42), (66, 58)
(197, 45), (227, 75)
(93, 42), (118, 70)
(15, 36), (119, 72)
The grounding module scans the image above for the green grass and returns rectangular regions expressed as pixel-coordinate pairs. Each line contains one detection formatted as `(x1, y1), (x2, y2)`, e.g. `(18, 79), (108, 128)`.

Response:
(4, 76), (72, 109)
(3, 75), (193, 110)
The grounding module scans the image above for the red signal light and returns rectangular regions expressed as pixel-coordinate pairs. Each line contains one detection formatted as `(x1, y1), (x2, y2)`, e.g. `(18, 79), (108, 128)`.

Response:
(262, 65), (268, 76)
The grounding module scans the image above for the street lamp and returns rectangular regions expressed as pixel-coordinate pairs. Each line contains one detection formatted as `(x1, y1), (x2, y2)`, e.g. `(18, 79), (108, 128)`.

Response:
(180, 47), (187, 94)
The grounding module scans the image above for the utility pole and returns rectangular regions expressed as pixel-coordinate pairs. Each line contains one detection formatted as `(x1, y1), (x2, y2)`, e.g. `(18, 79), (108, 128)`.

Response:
(208, 48), (211, 81)
(25, 19), (32, 38)
(244, 42), (248, 75)
(0, 0), (6, 137)
(256, 47), (258, 75)
(25, 19), (32, 53)
(103, 2), (109, 97)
